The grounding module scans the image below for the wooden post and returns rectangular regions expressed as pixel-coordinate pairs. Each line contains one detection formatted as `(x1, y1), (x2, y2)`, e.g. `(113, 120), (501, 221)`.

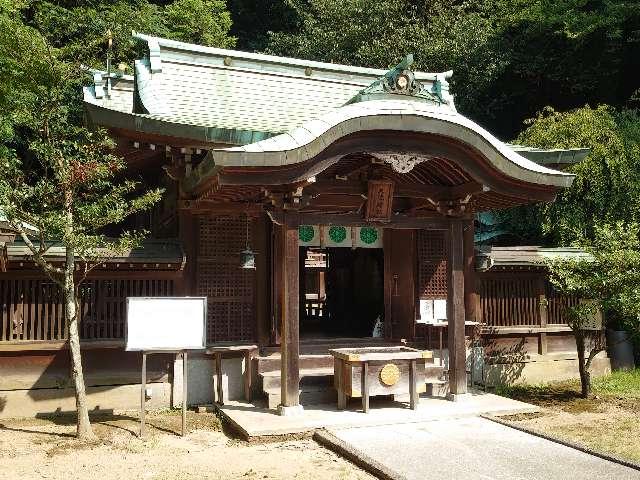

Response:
(409, 359), (418, 410)
(537, 275), (548, 355)
(463, 219), (478, 323)
(182, 350), (187, 436)
(447, 219), (467, 397)
(244, 349), (253, 402)
(336, 360), (346, 410)
(177, 210), (196, 296)
(361, 362), (369, 413)
(215, 352), (223, 405)
(271, 224), (283, 345)
(140, 351), (147, 438)
(279, 213), (302, 414)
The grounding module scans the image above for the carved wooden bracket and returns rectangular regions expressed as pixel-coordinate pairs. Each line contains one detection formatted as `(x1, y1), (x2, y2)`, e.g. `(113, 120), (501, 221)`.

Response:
(371, 153), (427, 173)
(430, 194), (473, 217)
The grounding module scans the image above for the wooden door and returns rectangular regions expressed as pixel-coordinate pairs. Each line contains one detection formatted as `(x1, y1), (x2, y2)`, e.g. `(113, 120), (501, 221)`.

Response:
(383, 229), (416, 341)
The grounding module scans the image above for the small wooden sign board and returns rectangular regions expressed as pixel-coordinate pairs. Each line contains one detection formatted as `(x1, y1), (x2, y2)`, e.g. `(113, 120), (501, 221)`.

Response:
(125, 297), (207, 438)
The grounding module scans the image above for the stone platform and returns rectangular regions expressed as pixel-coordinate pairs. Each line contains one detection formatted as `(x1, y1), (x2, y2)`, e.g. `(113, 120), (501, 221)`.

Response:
(217, 390), (539, 440)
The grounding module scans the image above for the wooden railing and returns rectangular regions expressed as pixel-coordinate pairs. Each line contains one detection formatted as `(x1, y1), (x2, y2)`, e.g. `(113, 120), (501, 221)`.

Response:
(479, 273), (575, 328)
(1, 278), (175, 344)
(546, 283), (580, 325)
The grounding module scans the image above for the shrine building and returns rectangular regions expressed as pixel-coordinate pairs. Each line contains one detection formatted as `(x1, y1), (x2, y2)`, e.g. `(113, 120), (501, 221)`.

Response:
(0, 34), (610, 418)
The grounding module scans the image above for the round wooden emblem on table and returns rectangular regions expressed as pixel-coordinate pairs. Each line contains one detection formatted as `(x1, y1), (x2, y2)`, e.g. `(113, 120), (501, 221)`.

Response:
(379, 363), (401, 386)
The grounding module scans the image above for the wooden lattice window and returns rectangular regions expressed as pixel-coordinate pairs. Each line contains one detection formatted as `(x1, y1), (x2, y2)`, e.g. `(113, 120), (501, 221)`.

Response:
(417, 230), (447, 299)
(197, 216), (256, 343)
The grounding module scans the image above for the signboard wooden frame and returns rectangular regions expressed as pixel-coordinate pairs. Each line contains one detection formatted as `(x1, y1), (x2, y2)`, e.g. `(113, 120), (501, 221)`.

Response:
(125, 297), (207, 438)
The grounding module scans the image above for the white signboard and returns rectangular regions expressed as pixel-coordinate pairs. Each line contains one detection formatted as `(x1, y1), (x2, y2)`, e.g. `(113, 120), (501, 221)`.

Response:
(125, 297), (207, 351)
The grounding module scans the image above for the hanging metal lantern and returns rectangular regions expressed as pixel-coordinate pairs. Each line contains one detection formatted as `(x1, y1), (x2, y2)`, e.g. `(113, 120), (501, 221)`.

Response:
(240, 248), (256, 270)
(239, 212), (257, 270)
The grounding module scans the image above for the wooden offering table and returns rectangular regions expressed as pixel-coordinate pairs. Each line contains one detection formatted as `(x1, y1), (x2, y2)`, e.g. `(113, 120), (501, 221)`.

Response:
(330, 346), (432, 412)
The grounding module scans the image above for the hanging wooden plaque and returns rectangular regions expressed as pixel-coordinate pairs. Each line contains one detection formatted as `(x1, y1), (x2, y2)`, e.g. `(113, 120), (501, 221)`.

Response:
(365, 180), (394, 222)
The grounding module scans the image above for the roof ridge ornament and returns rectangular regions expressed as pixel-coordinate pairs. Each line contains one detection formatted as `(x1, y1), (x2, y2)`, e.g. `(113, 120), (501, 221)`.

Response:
(346, 54), (446, 105)
(381, 54), (420, 95)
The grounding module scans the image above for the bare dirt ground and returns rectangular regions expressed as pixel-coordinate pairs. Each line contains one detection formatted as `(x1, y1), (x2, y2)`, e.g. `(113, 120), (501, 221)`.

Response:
(0, 411), (374, 480)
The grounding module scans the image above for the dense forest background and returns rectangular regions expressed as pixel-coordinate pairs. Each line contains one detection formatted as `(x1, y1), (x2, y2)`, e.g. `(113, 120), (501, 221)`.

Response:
(2, 0), (640, 246)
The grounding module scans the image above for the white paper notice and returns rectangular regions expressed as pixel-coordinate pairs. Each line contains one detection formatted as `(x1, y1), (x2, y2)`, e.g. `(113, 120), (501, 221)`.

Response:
(418, 299), (434, 324)
(433, 299), (447, 321)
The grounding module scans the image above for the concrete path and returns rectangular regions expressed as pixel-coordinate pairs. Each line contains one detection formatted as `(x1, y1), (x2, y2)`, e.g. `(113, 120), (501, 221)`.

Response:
(219, 391), (539, 438)
(324, 417), (640, 480)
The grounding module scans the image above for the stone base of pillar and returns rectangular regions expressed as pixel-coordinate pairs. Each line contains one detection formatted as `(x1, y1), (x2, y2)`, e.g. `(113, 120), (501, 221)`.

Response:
(278, 404), (304, 417)
(446, 392), (471, 402)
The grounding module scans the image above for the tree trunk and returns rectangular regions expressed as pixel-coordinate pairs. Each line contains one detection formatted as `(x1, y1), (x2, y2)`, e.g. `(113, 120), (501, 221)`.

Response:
(64, 213), (96, 441)
(574, 331), (591, 398)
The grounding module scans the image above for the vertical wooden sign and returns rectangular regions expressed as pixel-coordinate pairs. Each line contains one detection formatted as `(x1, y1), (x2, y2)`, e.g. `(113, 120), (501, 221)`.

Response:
(365, 180), (395, 222)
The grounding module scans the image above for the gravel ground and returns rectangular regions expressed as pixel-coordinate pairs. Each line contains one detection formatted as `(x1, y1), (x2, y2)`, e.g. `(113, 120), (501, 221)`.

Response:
(0, 411), (373, 480)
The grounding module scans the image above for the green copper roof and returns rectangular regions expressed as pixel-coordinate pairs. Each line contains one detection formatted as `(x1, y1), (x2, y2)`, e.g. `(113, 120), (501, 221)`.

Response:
(83, 33), (453, 145)
(476, 246), (592, 271)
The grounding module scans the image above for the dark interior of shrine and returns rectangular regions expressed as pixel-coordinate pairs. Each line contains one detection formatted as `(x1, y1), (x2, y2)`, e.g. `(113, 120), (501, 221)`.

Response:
(300, 247), (384, 339)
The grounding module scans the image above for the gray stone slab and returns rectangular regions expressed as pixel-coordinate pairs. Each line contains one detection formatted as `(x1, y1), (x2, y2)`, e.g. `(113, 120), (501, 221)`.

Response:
(327, 417), (640, 480)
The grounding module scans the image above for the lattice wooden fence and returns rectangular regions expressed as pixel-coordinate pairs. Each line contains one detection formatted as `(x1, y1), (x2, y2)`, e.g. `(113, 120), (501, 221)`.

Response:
(0, 278), (175, 343)
(546, 283), (580, 325)
(479, 274), (539, 327)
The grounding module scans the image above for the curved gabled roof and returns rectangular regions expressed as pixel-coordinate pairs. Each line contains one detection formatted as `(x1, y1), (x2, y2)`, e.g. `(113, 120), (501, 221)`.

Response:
(185, 99), (574, 193)
(83, 33), (453, 144)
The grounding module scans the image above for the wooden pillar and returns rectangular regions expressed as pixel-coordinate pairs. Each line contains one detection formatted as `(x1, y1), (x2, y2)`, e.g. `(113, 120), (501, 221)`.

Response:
(270, 223), (283, 345)
(254, 215), (271, 347)
(279, 213), (302, 414)
(463, 219), (479, 323)
(447, 219), (467, 396)
(177, 210), (197, 296)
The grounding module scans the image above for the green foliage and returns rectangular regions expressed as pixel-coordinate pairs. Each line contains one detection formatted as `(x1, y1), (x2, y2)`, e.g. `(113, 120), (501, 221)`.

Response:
(262, 0), (640, 138)
(17, 0), (235, 70)
(592, 369), (640, 398)
(547, 222), (640, 331)
(0, 9), (161, 280)
(505, 106), (640, 245)
(164, 0), (235, 48)
(496, 369), (640, 400)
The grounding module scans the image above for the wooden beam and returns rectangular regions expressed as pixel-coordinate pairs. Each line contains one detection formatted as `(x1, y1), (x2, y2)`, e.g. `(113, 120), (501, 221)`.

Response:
(179, 200), (263, 216)
(268, 211), (454, 229)
(279, 212), (301, 411)
(447, 219), (467, 396)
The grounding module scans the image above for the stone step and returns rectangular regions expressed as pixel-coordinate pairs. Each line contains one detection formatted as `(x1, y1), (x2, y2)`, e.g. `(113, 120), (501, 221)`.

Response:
(260, 340), (400, 356)
(424, 365), (446, 381)
(255, 354), (334, 374)
(261, 367), (334, 392)
(265, 387), (337, 409)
